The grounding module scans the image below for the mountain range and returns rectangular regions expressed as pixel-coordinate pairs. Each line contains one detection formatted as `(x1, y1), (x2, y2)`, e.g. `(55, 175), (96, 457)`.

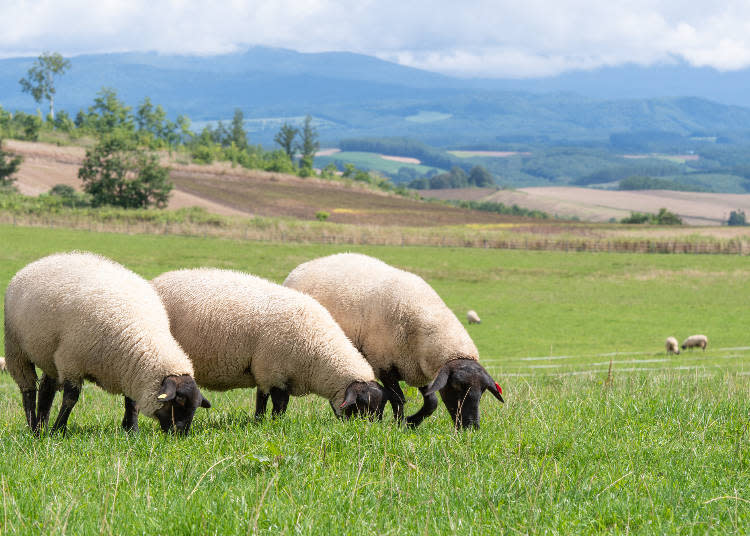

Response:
(2, 47), (750, 147)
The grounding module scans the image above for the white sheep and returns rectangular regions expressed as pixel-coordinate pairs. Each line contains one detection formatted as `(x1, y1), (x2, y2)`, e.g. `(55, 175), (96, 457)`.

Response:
(0, 357), (6, 372)
(665, 337), (680, 355)
(681, 334), (708, 351)
(4, 252), (210, 435)
(151, 268), (389, 419)
(284, 253), (504, 429)
(467, 310), (481, 324)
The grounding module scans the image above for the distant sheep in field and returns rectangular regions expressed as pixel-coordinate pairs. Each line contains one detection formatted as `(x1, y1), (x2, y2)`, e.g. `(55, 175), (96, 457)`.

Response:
(4, 252), (211, 436)
(467, 310), (481, 324)
(681, 334), (708, 351)
(0, 356), (6, 372)
(665, 337), (680, 355)
(284, 253), (504, 429)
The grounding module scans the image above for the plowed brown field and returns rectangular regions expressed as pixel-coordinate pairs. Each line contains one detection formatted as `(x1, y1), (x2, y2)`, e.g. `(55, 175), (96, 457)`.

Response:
(4, 140), (520, 226)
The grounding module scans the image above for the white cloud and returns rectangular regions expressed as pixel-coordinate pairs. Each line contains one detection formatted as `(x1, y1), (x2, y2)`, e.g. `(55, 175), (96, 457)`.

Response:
(2, 0), (750, 77)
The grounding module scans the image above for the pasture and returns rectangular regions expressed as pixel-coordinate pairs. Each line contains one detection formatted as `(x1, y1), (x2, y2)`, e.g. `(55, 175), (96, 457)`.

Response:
(312, 151), (442, 177)
(1, 225), (749, 534)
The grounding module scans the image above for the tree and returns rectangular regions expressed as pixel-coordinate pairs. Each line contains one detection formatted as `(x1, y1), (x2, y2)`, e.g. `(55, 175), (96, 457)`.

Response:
(274, 122), (299, 163)
(19, 52), (71, 120)
(654, 208), (682, 225)
(728, 210), (748, 226)
(296, 115), (319, 172)
(86, 88), (134, 135)
(0, 140), (23, 189)
(78, 135), (172, 208)
(230, 109), (248, 150)
(468, 165), (495, 187)
(135, 97), (167, 140)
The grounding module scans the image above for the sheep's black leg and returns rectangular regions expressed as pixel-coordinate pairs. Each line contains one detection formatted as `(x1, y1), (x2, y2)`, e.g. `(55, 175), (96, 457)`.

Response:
(36, 373), (59, 431)
(255, 390), (269, 420)
(121, 396), (139, 432)
(406, 386), (439, 428)
(22, 389), (37, 432)
(380, 367), (406, 422)
(383, 379), (406, 422)
(50, 381), (81, 435)
(270, 387), (289, 418)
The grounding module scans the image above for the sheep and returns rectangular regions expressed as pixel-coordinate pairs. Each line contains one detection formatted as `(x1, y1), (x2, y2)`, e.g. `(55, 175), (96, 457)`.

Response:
(4, 252), (211, 435)
(467, 310), (481, 324)
(151, 268), (389, 420)
(665, 337), (680, 355)
(284, 253), (504, 429)
(0, 357), (6, 372)
(681, 334), (708, 351)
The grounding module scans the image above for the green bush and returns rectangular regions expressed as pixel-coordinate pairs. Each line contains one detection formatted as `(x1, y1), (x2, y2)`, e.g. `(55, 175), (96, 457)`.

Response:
(727, 210), (748, 226)
(191, 144), (215, 164)
(621, 208), (682, 225)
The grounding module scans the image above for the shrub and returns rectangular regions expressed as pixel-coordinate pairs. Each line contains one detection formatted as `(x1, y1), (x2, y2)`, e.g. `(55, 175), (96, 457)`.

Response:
(621, 208), (682, 225)
(315, 211), (330, 222)
(727, 210), (748, 226)
(78, 134), (173, 209)
(191, 145), (215, 164)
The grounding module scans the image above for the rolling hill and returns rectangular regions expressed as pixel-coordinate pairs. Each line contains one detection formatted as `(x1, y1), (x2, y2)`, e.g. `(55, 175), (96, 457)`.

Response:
(4, 140), (522, 227)
(4, 48), (750, 146)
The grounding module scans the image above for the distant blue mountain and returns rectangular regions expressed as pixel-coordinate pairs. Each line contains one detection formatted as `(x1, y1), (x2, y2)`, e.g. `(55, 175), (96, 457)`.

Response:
(2, 47), (750, 146)
(472, 61), (750, 108)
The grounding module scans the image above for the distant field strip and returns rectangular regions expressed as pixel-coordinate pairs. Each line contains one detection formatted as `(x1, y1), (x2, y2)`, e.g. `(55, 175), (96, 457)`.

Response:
(483, 346), (750, 377)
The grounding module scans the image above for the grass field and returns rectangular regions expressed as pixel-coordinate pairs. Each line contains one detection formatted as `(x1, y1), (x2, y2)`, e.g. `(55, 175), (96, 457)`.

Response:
(313, 151), (443, 177)
(1, 225), (750, 534)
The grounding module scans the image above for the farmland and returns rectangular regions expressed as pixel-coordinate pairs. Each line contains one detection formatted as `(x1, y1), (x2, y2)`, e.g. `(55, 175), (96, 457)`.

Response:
(425, 186), (750, 226)
(313, 150), (442, 177)
(4, 140), (509, 226)
(1, 225), (749, 533)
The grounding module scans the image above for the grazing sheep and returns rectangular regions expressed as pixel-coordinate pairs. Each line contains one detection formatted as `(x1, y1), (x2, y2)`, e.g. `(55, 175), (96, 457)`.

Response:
(665, 337), (680, 355)
(467, 310), (481, 324)
(284, 253), (504, 429)
(151, 268), (389, 420)
(681, 334), (708, 351)
(4, 252), (211, 435)
(0, 357), (6, 372)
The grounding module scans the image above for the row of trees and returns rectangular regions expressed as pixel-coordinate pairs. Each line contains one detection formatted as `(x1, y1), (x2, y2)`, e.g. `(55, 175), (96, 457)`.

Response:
(7, 51), (431, 206)
(4, 51), (332, 207)
(408, 166), (494, 189)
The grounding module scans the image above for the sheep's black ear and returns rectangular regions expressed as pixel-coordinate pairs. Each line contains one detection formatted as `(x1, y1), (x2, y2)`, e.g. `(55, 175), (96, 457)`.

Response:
(156, 377), (177, 402)
(424, 365), (450, 396)
(200, 395), (211, 409)
(339, 384), (359, 409)
(483, 371), (504, 403)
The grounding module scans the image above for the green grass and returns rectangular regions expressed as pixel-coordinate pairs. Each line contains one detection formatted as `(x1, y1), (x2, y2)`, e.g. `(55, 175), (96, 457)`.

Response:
(314, 151), (444, 176)
(1, 225), (750, 534)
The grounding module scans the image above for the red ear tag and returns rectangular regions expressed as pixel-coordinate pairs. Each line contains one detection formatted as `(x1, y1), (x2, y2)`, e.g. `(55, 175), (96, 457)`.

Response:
(495, 382), (502, 395)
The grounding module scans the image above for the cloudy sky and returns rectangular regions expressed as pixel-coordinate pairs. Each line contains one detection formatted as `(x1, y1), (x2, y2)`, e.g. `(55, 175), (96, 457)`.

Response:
(3, 0), (750, 78)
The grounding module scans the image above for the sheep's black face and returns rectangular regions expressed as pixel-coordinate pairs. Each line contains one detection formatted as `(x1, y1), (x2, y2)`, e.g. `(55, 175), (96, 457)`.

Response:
(339, 381), (388, 420)
(425, 360), (504, 430)
(154, 375), (211, 435)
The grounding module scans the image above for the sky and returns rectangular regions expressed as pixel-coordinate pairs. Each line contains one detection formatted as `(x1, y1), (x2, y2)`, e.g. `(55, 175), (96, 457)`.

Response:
(2, 1), (750, 78)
